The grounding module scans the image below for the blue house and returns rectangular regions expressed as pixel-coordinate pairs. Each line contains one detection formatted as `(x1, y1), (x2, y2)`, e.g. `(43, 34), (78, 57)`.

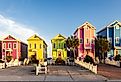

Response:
(97, 20), (121, 57)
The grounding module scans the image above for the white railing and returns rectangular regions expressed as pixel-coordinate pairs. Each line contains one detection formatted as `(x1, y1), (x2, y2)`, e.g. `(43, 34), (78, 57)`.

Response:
(0, 63), (5, 69)
(6, 59), (20, 67)
(75, 60), (97, 74)
(36, 62), (48, 75)
(105, 59), (120, 67)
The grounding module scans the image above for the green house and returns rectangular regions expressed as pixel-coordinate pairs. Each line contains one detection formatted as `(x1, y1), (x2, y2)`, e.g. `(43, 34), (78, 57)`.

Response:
(51, 34), (67, 62)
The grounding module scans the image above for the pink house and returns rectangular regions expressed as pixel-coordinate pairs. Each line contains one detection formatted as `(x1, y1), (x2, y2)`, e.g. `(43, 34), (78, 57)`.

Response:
(74, 22), (96, 59)
(2, 35), (28, 60)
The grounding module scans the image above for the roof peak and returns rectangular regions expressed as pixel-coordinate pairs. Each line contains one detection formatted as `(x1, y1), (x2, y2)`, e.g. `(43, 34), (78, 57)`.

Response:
(78, 21), (96, 29)
(97, 20), (121, 33)
(51, 34), (66, 40)
(27, 34), (43, 40)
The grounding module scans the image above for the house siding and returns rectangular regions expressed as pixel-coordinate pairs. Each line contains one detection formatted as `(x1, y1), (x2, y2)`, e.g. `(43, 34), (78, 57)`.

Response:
(51, 34), (67, 61)
(2, 35), (28, 60)
(74, 22), (96, 59)
(97, 21), (121, 57)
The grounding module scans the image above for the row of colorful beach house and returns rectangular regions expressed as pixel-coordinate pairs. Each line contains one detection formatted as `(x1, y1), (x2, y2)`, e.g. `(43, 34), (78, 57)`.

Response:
(0, 20), (121, 63)
(0, 34), (47, 62)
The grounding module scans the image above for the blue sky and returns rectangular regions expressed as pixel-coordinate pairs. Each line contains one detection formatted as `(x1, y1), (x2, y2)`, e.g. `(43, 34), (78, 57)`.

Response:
(0, 0), (121, 57)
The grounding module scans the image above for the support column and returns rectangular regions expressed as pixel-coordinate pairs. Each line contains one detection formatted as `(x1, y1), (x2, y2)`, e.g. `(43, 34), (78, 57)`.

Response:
(17, 41), (18, 59)
(114, 27), (115, 56)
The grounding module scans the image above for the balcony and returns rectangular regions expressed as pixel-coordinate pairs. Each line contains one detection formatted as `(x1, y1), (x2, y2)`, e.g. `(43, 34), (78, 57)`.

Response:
(85, 44), (92, 49)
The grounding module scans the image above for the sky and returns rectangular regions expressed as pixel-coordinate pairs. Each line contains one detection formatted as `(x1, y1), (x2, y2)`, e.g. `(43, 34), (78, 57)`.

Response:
(0, 0), (121, 57)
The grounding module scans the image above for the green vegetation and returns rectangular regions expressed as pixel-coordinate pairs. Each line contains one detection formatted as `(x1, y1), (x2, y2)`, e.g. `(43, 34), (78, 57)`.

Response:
(95, 36), (111, 63)
(0, 60), (4, 63)
(66, 35), (79, 59)
(6, 56), (12, 62)
(84, 55), (94, 64)
(55, 58), (65, 65)
(30, 55), (39, 64)
(114, 54), (121, 61)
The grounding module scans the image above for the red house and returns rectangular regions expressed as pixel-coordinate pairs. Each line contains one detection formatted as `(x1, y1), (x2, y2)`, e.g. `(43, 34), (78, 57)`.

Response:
(2, 35), (28, 60)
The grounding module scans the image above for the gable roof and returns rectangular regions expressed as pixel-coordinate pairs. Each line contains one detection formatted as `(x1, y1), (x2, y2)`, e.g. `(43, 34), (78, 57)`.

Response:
(74, 21), (96, 34)
(107, 20), (121, 27)
(97, 20), (121, 33)
(3, 35), (20, 41)
(51, 34), (66, 40)
(27, 34), (43, 41)
(78, 22), (96, 29)
(27, 34), (47, 46)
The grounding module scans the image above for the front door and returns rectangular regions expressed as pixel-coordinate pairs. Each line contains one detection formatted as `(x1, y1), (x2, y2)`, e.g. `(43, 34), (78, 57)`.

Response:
(57, 49), (63, 58)
(58, 51), (61, 58)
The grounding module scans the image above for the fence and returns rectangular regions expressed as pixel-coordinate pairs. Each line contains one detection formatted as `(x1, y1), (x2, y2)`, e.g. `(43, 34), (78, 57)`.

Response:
(75, 60), (97, 74)
(36, 62), (48, 75)
(0, 63), (5, 69)
(105, 59), (120, 67)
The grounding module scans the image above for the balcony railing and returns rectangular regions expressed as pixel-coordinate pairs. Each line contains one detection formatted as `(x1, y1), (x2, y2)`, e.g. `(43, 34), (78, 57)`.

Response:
(85, 44), (92, 49)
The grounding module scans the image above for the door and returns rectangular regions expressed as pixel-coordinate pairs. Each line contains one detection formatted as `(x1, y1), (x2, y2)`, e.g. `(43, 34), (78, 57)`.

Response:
(58, 51), (61, 58)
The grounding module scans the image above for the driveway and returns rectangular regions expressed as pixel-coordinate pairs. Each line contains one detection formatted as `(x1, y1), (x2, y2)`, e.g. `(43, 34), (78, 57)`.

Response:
(98, 64), (121, 80)
(0, 65), (107, 81)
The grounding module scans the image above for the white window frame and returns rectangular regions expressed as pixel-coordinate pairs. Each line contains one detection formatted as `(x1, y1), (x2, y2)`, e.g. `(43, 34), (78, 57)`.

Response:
(40, 44), (41, 49)
(91, 39), (94, 44)
(86, 38), (89, 43)
(3, 43), (6, 49)
(115, 25), (119, 29)
(13, 43), (17, 49)
(53, 43), (55, 48)
(109, 38), (112, 43)
(116, 37), (119, 43)
(29, 44), (31, 48)
(80, 38), (83, 44)
(8, 43), (11, 48)
(34, 43), (36, 49)
(86, 27), (89, 30)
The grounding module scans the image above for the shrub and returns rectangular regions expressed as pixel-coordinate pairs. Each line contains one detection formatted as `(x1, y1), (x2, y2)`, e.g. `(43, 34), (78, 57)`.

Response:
(83, 55), (94, 64)
(114, 54), (121, 61)
(19, 57), (24, 61)
(6, 56), (12, 62)
(30, 55), (38, 64)
(0, 60), (4, 63)
(109, 55), (113, 61)
(55, 58), (65, 65)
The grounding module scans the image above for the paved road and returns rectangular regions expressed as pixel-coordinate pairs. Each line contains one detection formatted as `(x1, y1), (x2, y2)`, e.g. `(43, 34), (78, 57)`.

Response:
(0, 65), (107, 81)
(98, 64), (121, 80)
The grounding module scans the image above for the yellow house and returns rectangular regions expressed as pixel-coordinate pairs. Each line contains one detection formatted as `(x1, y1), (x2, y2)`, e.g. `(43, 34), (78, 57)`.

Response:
(27, 34), (47, 61)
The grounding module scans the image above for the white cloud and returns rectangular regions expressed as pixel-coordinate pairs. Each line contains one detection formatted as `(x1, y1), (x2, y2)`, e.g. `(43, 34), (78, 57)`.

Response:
(0, 14), (38, 43)
(0, 14), (52, 58)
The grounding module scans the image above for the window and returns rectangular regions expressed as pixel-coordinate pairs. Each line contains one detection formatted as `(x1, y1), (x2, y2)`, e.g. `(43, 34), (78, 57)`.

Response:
(91, 39), (94, 44)
(109, 38), (112, 43)
(87, 39), (89, 43)
(86, 27), (89, 30)
(34, 44), (36, 49)
(116, 37), (119, 43)
(13, 43), (17, 49)
(59, 43), (60, 48)
(29, 44), (31, 48)
(53, 43), (55, 48)
(64, 43), (66, 48)
(8, 43), (11, 48)
(29, 49), (32, 52)
(116, 25), (119, 29)
(3, 43), (6, 49)
(80, 38), (83, 43)
(40, 44), (41, 49)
